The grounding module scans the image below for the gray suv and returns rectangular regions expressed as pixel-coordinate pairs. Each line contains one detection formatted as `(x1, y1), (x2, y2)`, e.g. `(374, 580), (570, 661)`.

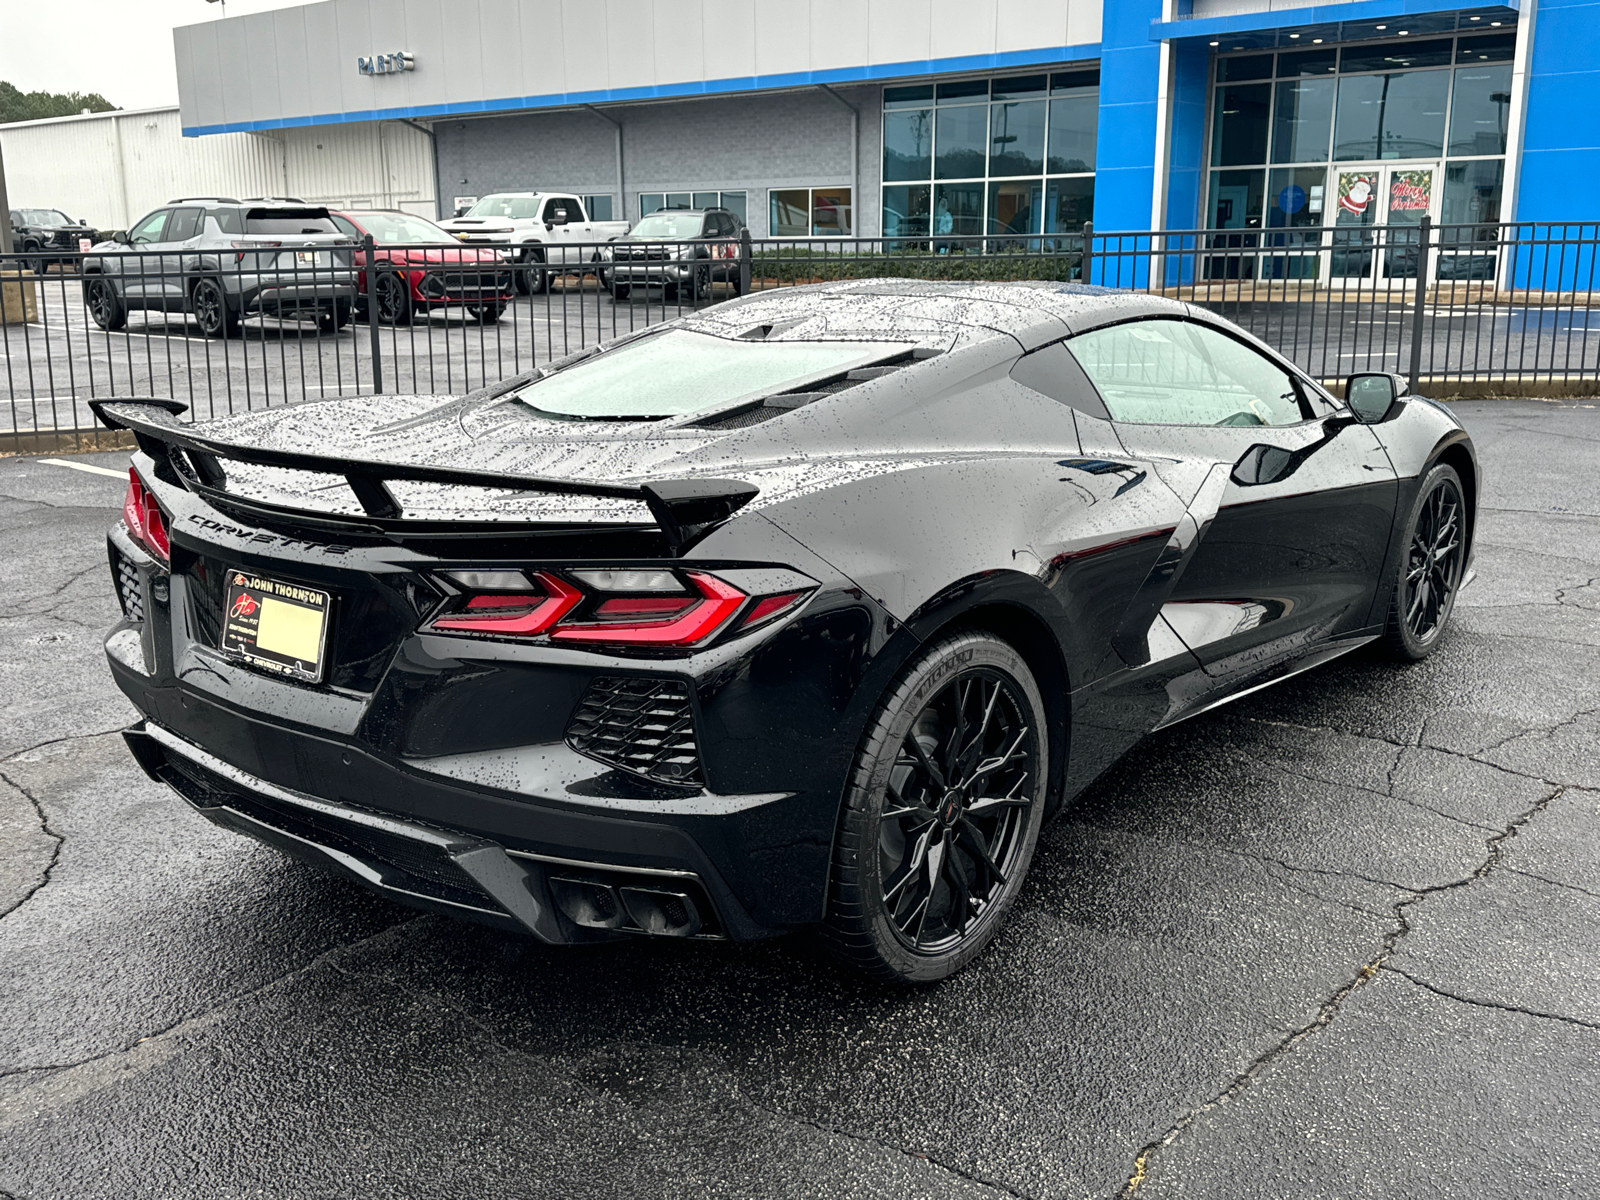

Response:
(82, 198), (358, 337)
(600, 207), (747, 301)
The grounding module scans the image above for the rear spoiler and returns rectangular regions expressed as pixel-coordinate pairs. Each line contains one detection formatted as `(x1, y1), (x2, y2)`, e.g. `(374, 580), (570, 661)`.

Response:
(89, 398), (757, 554)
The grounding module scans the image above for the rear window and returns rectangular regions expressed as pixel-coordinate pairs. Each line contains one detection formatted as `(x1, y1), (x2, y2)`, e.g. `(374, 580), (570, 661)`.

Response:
(243, 208), (338, 235)
(510, 329), (907, 420)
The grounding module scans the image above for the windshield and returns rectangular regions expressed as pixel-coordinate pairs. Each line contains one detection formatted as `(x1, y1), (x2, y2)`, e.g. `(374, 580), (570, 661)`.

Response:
(346, 211), (453, 243)
(511, 329), (907, 420)
(20, 209), (71, 226)
(630, 212), (705, 239)
(467, 194), (543, 220)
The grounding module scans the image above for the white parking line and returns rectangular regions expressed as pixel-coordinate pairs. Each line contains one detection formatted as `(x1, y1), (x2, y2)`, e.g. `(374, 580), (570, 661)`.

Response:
(37, 457), (128, 479)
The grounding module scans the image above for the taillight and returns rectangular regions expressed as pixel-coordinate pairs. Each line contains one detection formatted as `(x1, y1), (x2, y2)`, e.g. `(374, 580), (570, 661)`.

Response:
(122, 468), (170, 564)
(422, 568), (814, 648)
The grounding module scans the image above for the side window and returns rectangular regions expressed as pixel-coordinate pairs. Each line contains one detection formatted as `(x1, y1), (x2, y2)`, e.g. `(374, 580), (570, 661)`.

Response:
(330, 215), (361, 239)
(1064, 318), (1306, 427)
(209, 208), (243, 235)
(128, 209), (172, 245)
(166, 207), (202, 243)
(543, 197), (577, 224)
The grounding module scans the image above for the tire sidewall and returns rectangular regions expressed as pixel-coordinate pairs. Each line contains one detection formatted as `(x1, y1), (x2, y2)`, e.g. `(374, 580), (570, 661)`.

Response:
(1391, 462), (1466, 659)
(834, 633), (1048, 983)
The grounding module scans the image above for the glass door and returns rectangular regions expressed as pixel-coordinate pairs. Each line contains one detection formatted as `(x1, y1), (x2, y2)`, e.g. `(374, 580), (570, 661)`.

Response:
(1326, 164), (1439, 287)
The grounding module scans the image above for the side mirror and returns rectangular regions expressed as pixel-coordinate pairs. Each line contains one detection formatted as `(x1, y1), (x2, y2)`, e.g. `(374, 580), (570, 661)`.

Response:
(1345, 372), (1406, 424)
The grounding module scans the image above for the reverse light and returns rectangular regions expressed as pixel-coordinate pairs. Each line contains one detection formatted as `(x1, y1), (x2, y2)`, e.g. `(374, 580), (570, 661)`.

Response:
(551, 571), (745, 646)
(425, 571), (581, 635)
(122, 468), (170, 564)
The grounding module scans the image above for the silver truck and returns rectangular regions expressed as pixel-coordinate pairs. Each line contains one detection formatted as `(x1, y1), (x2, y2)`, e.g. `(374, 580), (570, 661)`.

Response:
(437, 192), (630, 294)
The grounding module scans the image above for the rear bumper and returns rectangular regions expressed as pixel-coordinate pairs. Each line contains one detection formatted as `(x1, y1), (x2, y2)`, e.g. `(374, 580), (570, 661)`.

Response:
(124, 718), (738, 944)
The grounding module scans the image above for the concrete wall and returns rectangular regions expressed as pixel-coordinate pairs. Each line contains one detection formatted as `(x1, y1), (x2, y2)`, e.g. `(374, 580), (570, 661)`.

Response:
(175, 0), (1102, 135)
(435, 83), (879, 233)
(0, 109), (436, 230)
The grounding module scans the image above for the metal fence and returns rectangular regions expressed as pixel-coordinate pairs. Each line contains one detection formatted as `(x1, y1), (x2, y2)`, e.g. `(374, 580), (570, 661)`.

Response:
(2, 219), (1596, 452)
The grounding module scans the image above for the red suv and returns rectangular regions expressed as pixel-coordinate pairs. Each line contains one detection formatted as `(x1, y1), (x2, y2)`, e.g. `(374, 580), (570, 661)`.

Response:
(331, 209), (515, 324)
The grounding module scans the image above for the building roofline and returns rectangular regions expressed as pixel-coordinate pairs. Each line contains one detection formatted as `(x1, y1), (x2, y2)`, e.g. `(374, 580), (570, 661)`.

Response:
(1, 105), (179, 133)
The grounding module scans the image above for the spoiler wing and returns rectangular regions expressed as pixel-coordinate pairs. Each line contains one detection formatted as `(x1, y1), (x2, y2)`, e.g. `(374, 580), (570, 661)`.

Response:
(90, 398), (757, 554)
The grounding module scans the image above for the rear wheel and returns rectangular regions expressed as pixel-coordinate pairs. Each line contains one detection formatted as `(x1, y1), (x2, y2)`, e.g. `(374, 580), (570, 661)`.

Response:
(190, 278), (239, 338)
(317, 299), (352, 334)
(822, 631), (1048, 984)
(1382, 462), (1467, 661)
(84, 275), (127, 332)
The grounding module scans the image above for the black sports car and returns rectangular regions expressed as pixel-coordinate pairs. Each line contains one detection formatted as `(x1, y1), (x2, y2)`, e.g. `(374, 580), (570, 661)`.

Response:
(94, 281), (1477, 983)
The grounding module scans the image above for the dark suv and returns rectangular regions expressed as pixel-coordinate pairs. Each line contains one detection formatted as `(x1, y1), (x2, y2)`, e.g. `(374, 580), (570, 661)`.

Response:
(81, 198), (358, 337)
(600, 206), (746, 301)
(8, 208), (99, 274)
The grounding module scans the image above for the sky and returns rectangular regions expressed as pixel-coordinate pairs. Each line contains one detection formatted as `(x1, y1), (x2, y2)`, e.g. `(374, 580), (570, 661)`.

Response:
(0, 0), (307, 111)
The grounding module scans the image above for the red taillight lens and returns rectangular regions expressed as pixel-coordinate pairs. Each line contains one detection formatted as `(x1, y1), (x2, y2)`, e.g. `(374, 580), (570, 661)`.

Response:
(425, 571), (581, 635)
(551, 572), (746, 646)
(739, 591), (808, 630)
(122, 469), (170, 564)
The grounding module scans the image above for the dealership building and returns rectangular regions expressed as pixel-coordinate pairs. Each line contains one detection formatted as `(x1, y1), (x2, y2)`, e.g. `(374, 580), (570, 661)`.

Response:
(5, 1), (1593, 253)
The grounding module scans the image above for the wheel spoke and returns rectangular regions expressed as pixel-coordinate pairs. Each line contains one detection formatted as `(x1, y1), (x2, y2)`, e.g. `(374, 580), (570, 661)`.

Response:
(963, 727), (1029, 790)
(903, 729), (946, 790)
(883, 825), (935, 905)
(955, 817), (1008, 887)
(967, 772), (1031, 815)
(909, 837), (945, 947)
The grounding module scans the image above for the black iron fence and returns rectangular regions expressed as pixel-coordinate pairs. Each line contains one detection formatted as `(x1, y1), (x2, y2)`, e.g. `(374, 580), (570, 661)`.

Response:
(2, 220), (1596, 452)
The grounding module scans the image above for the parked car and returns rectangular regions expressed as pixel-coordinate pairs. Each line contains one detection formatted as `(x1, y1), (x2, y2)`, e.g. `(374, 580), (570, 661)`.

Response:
(436, 192), (630, 294)
(8, 208), (99, 274)
(600, 206), (747, 301)
(91, 281), (1477, 983)
(81, 199), (358, 338)
(329, 209), (514, 324)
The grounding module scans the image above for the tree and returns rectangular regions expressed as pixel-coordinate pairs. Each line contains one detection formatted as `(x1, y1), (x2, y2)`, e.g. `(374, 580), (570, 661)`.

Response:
(0, 82), (117, 125)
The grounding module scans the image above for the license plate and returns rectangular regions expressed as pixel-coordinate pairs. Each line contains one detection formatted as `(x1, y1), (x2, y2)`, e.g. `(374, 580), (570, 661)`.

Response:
(220, 569), (331, 683)
(296, 251), (317, 264)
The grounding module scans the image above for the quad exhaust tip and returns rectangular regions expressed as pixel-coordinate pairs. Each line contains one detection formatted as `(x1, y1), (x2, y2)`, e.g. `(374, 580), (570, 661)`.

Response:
(550, 876), (704, 938)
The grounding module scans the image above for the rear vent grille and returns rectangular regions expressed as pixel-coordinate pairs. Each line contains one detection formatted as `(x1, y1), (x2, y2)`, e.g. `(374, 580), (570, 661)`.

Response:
(113, 549), (144, 622)
(566, 676), (702, 786)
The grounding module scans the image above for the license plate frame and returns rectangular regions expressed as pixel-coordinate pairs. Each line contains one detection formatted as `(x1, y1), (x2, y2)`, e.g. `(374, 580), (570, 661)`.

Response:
(219, 569), (332, 684)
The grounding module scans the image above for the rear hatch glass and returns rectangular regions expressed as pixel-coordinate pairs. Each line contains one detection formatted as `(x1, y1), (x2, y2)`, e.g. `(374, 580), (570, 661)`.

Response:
(510, 329), (908, 420)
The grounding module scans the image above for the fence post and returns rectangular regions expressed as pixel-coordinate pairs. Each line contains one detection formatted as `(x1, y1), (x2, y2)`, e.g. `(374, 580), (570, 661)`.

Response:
(363, 234), (383, 395)
(1408, 215), (1432, 393)
(739, 227), (752, 296)
(1081, 222), (1093, 285)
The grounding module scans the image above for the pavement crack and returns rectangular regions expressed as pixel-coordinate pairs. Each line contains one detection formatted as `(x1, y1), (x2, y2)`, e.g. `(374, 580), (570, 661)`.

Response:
(1383, 966), (1600, 1032)
(0, 727), (130, 765)
(1116, 787), (1562, 1197)
(1506, 867), (1600, 901)
(0, 769), (64, 924)
(0, 919), (419, 1080)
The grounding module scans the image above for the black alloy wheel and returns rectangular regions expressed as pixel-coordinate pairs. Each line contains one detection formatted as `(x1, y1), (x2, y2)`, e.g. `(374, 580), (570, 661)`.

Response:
(317, 300), (352, 334)
(1384, 462), (1467, 660)
(190, 277), (238, 338)
(374, 272), (412, 325)
(823, 632), (1048, 983)
(686, 262), (712, 302)
(84, 275), (126, 332)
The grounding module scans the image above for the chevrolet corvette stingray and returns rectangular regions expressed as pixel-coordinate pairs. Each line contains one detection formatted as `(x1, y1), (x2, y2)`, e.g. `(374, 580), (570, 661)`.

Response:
(95, 280), (1476, 983)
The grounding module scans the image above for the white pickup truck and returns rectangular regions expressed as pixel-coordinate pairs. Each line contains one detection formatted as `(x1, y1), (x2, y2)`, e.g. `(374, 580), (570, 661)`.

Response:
(437, 192), (631, 294)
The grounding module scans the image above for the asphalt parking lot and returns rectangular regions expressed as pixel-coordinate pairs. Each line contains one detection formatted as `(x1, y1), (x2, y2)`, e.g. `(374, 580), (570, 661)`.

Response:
(1, 398), (1597, 1199)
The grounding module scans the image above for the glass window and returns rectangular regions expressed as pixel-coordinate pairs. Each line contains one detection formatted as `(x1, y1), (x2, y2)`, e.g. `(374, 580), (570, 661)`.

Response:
(166, 207), (202, 242)
(1212, 83), (1272, 167)
(1051, 70), (1099, 92)
(1218, 55), (1273, 82)
(812, 188), (852, 236)
(1046, 89), (1097, 173)
(1456, 33), (1516, 64)
(243, 209), (338, 235)
(882, 184), (931, 239)
(988, 181), (1041, 236)
(991, 74), (1047, 102)
(770, 189), (810, 237)
(639, 193), (663, 216)
(1340, 39), (1454, 73)
(128, 210), (171, 245)
(630, 212), (705, 238)
(935, 104), (989, 179)
(692, 191), (718, 209)
(1043, 177), (1094, 234)
(719, 191), (747, 224)
(885, 84), (934, 109)
(988, 100), (1046, 177)
(883, 108), (934, 181)
(511, 330), (909, 419)
(932, 183), (983, 236)
(467, 194), (542, 219)
(1065, 319), (1304, 428)
(1272, 77), (1335, 163)
(209, 208), (242, 235)
(330, 214), (361, 238)
(1449, 64), (1513, 156)
(1333, 70), (1450, 160)
(1207, 169), (1266, 230)
(1276, 49), (1337, 77)
(582, 195), (613, 221)
(542, 197), (580, 223)
(1441, 158), (1504, 226)
(937, 79), (989, 104)
(1266, 167), (1327, 230)
(665, 192), (692, 209)
(340, 211), (452, 243)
